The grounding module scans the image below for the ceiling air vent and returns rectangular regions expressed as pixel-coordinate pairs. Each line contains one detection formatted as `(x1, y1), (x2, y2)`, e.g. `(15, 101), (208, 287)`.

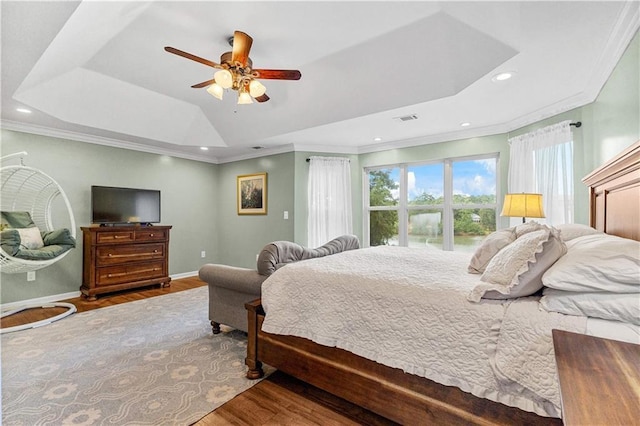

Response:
(395, 114), (418, 122)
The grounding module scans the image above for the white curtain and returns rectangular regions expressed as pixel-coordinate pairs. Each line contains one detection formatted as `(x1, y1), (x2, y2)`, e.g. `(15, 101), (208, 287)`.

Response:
(507, 120), (574, 225)
(307, 156), (352, 248)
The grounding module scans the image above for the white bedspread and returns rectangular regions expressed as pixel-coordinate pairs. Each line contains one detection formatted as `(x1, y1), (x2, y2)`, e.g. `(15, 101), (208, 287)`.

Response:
(261, 246), (587, 417)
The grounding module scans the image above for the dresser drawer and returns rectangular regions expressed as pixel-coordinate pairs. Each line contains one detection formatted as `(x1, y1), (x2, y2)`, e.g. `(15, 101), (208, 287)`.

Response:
(96, 243), (165, 266)
(96, 261), (166, 286)
(96, 231), (135, 244)
(135, 229), (167, 242)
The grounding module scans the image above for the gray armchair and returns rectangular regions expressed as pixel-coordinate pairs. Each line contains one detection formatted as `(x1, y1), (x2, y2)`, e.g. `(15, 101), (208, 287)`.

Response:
(199, 234), (360, 333)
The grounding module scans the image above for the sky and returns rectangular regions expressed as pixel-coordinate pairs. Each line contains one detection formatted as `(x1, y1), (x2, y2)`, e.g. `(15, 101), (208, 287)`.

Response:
(381, 159), (497, 200)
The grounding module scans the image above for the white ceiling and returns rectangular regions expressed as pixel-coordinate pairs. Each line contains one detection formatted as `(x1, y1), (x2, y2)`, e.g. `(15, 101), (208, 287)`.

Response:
(1, 1), (638, 164)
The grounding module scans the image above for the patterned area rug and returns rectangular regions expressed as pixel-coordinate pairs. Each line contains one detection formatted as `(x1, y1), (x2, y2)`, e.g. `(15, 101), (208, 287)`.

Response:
(1, 287), (267, 425)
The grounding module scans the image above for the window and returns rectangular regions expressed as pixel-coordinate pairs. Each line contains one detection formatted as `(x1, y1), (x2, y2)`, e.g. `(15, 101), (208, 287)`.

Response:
(365, 155), (498, 251)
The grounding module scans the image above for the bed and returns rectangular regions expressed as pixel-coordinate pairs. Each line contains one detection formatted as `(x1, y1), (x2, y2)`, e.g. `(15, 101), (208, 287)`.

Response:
(245, 141), (640, 425)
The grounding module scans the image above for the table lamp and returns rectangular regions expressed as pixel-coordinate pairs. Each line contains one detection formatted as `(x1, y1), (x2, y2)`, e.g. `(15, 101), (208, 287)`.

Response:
(501, 193), (545, 223)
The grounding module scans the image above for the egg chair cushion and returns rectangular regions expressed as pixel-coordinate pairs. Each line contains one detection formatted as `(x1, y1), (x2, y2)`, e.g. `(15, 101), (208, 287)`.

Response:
(12, 244), (75, 261)
(1, 211), (36, 229)
(1, 227), (76, 261)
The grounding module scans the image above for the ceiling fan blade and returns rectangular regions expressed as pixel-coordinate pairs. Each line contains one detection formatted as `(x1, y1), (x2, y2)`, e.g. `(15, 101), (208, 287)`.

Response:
(191, 79), (216, 89)
(253, 69), (302, 80)
(164, 46), (220, 68)
(255, 94), (270, 103)
(231, 31), (253, 67)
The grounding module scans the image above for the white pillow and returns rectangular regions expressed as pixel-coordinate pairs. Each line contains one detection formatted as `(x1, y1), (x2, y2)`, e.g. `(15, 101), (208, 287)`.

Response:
(541, 288), (640, 325)
(542, 233), (640, 293)
(555, 223), (603, 242)
(467, 228), (566, 301)
(467, 228), (516, 274)
(17, 227), (44, 250)
(514, 221), (547, 238)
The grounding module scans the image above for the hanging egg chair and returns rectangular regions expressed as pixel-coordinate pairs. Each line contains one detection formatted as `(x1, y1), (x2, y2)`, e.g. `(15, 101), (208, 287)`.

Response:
(1, 151), (77, 333)
(1, 151), (76, 273)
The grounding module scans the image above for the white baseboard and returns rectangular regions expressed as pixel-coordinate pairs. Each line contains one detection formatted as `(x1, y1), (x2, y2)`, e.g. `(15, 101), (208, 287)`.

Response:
(171, 271), (199, 280)
(0, 271), (200, 311)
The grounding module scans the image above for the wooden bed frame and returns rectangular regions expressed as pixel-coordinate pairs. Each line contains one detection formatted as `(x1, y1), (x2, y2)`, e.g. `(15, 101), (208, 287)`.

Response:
(245, 141), (640, 425)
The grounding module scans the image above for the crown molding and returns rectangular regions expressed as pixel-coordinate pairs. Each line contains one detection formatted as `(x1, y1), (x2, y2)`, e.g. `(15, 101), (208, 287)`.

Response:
(216, 144), (296, 164)
(0, 120), (221, 164)
(582, 1), (640, 103)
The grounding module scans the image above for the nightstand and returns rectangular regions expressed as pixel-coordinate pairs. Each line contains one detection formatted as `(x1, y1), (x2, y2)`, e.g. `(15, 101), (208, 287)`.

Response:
(552, 329), (640, 425)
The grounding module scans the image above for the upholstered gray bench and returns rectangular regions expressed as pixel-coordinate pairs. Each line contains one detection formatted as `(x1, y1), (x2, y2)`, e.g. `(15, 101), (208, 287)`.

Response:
(199, 234), (359, 333)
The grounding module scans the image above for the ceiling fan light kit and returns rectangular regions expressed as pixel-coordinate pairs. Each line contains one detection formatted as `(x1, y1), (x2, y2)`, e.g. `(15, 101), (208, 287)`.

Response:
(165, 30), (301, 105)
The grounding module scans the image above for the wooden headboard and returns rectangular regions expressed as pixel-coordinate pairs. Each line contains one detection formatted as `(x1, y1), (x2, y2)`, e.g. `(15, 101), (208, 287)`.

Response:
(582, 140), (640, 242)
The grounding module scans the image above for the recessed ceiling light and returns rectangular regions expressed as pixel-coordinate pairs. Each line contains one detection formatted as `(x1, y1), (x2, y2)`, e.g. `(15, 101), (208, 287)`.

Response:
(491, 71), (515, 82)
(373, 137), (382, 142)
(460, 122), (471, 127)
(16, 107), (31, 114)
(200, 147), (209, 151)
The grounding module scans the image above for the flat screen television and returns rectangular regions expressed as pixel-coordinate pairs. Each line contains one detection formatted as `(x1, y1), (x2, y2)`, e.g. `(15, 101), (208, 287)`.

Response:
(91, 186), (161, 225)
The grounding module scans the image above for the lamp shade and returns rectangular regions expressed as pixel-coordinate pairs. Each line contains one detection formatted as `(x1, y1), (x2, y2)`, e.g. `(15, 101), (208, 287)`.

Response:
(206, 83), (224, 100)
(214, 69), (233, 89)
(501, 193), (545, 220)
(237, 91), (253, 105)
(249, 80), (266, 98)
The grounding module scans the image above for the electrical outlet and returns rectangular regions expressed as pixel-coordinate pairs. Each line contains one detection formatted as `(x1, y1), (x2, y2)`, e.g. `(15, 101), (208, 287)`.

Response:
(283, 210), (289, 220)
(201, 251), (206, 258)
(27, 271), (36, 281)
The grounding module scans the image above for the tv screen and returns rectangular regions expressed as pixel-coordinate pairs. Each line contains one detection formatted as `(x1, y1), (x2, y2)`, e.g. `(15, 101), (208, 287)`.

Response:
(91, 186), (161, 225)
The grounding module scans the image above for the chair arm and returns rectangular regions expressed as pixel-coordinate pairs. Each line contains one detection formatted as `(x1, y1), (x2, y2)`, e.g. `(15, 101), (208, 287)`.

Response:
(199, 264), (266, 295)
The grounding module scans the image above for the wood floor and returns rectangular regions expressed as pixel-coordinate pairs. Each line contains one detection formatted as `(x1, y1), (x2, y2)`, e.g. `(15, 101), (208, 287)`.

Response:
(1, 276), (396, 426)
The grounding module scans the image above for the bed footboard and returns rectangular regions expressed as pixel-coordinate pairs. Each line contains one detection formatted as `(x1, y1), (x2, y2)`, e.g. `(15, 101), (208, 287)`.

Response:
(245, 300), (264, 379)
(244, 299), (559, 425)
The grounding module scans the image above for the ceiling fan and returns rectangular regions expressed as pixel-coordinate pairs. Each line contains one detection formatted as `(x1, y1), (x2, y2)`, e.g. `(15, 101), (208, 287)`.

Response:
(165, 31), (302, 104)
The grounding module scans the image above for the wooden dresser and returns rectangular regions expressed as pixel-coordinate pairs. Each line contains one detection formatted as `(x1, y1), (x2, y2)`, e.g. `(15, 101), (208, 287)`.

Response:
(81, 225), (172, 300)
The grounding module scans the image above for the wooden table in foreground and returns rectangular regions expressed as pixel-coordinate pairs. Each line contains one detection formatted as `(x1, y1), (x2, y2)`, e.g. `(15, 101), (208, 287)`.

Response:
(552, 329), (640, 426)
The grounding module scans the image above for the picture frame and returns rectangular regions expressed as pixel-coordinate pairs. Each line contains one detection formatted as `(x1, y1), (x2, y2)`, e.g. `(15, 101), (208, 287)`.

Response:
(237, 172), (267, 215)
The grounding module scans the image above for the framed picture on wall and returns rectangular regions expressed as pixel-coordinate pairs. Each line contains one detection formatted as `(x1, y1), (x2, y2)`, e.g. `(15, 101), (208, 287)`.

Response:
(237, 172), (267, 215)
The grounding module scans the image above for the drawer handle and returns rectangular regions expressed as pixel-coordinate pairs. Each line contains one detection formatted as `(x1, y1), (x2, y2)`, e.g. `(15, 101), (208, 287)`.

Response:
(106, 267), (161, 278)
(150, 233), (154, 237)
(114, 235), (127, 239)
(105, 252), (160, 259)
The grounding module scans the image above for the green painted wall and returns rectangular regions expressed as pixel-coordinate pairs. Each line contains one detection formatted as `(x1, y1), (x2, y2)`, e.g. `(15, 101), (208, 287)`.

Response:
(216, 152), (295, 268)
(582, 30), (639, 169)
(0, 131), (218, 304)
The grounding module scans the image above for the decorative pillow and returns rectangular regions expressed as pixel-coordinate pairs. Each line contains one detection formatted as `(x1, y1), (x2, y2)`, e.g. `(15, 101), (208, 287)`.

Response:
(17, 227), (45, 250)
(0, 229), (21, 256)
(541, 288), (640, 325)
(1, 211), (36, 228)
(542, 233), (640, 293)
(467, 228), (566, 301)
(467, 228), (516, 274)
(42, 228), (76, 247)
(514, 221), (547, 238)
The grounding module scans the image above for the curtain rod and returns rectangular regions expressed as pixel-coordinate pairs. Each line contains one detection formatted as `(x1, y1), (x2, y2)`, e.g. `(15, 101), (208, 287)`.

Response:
(305, 157), (351, 162)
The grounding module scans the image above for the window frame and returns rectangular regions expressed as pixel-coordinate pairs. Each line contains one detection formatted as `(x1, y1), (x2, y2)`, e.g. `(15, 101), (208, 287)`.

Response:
(363, 153), (500, 250)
